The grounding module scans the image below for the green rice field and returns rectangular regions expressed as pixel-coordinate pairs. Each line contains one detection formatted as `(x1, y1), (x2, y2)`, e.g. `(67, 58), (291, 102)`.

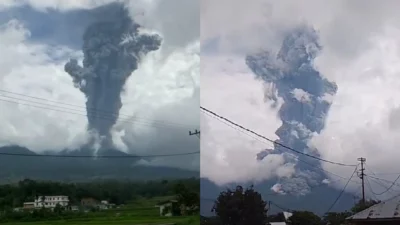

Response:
(3, 197), (199, 225)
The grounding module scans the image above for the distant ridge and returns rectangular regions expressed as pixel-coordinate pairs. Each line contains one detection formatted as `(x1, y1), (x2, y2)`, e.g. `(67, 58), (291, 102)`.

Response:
(0, 145), (198, 184)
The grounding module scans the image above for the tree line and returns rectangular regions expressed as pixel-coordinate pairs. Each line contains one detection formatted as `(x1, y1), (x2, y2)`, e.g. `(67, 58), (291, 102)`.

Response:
(201, 185), (379, 225)
(0, 178), (199, 209)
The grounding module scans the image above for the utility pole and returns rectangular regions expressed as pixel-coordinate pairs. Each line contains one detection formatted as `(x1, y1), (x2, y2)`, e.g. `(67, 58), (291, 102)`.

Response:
(358, 157), (366, 206)
(189, 129), (200, 138)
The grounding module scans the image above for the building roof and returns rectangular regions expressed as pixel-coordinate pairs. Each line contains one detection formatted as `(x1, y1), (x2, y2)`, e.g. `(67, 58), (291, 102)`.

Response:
(283, 211), (293, 220)
(37, 195), (68, 198)
(269, 222), (287, 225)
(156, 199), (178, 206)
(347, 195), (400, 221)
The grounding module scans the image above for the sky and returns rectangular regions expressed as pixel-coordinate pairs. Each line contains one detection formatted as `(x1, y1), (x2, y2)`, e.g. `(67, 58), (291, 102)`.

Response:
(0, 0), (199, 171)
(201, 0), (400, 200)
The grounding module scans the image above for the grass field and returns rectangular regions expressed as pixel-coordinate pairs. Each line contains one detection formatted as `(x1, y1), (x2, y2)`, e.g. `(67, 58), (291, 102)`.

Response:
(4, 196), (200, 225)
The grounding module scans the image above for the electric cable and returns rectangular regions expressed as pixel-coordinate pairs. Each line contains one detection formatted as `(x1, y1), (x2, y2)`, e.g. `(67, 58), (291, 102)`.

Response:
(325, 166), (358, 213)
(200, 106), (357, 167)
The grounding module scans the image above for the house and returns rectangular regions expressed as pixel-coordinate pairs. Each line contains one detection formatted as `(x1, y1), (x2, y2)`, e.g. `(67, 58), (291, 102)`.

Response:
(101, 200), (109, 205)
(81, 197), (99, 207)
(155, 200), (179, 217)
(268, 211), (293, 225)
(99, 200), (110, 210)
(346, 195), (400, 225)
(69, 205), (79, 211)
(23, 202), (35, 210)
(34, 196), (69, 209)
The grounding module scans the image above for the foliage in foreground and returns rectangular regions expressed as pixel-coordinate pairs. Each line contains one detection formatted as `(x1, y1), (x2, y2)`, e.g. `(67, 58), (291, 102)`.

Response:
(205, 185), (380, 225)
(212, 185), (268, 225)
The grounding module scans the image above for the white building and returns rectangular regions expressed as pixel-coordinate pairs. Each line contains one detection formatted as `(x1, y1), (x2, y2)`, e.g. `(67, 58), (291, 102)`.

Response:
(155, 200), (178, 217)
(34, 196), (69, 209)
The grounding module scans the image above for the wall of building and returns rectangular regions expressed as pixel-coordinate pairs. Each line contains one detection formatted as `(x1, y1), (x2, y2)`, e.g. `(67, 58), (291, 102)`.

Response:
(159, 203), (173, 217)
(34, 196), (69, 208)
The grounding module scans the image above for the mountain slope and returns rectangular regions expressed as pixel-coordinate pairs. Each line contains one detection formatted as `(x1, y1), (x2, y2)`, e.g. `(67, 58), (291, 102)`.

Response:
(0, 146), (198, 183)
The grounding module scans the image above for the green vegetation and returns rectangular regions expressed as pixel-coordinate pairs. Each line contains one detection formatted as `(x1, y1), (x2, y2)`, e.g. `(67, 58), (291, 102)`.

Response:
(3, 200), (199, 224)
(211, 185), (267, 225)
(203, 185), (379, 225)
(0, 178), (200, 225)
(0, 178), (199, 209)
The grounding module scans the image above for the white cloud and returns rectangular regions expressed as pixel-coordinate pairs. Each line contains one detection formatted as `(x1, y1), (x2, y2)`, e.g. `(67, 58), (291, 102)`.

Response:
(0, 19), (88, 152)
(112, 41), (200, 170)
(202, 0), (400, 198)
(0, 0), (117, 12)
(200, 55), (295, 185)
(271, 183), (285, 195)
(291, 88), (311, 103)
(322, 179), (330, 184)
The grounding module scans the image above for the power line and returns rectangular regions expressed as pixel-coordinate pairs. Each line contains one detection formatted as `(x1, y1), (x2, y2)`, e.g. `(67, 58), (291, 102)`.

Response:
(365, 164), (400, 195)
(202, 110), (360, 183)
(367, 177), (399, 196)
(202, 112), (270, 147)
(0, 150), (199, 158)
(365, 177), (379, 200)
(189, 129), (200, 139)
(367, 175), (400, 188)
(292, 155), (361, 184)
(269, 201), (293, 213)
(200, 106), (357, 167)
(0, 89), (192, 129)
(368, 172), (400, 176)
(0, 97), (192, 131)
(0, 94), (189, 129)
(367, 174), (400, 196)
(325, 166), (358, 213)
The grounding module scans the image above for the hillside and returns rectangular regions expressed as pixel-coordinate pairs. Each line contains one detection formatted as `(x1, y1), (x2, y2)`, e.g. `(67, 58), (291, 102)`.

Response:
(0, 146), (198, 183)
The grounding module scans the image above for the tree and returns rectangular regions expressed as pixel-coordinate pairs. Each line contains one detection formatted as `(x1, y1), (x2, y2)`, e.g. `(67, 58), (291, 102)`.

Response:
(53, 204), (63, 214)
(351, 199), (379, 214)
(212, 185), (267, 225)
(323, 211), (352, 225)
(201, 216), (222, 225)
(174, 182), (200, 215)
(268, 212), (286, 223)
(288, 211), (321, 225)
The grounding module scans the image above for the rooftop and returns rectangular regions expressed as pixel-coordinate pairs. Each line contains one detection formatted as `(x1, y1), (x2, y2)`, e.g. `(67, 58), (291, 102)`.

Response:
(347, 195), (400, 220)
(156, 199), (178, 206)
(269, 222), (287, 225)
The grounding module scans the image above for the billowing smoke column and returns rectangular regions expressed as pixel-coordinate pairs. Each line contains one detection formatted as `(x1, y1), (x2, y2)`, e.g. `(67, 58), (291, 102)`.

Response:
(245, 27), (337, 195)
(64, 4), (162, 148)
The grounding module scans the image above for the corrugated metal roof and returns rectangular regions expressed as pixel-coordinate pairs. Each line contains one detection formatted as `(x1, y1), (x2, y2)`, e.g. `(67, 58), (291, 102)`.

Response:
(347, 195), (400, 220)
(269, 222), (287, 225)
(283, 211), (292, 220)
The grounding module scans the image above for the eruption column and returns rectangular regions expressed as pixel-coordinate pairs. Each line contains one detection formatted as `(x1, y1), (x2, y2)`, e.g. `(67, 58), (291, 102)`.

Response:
(64, 4), (162, 148)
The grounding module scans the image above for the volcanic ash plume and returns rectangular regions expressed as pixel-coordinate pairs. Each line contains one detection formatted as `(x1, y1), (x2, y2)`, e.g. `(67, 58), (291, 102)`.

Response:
(64, 4), (162, 148)
(245, 27), (337, 195)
